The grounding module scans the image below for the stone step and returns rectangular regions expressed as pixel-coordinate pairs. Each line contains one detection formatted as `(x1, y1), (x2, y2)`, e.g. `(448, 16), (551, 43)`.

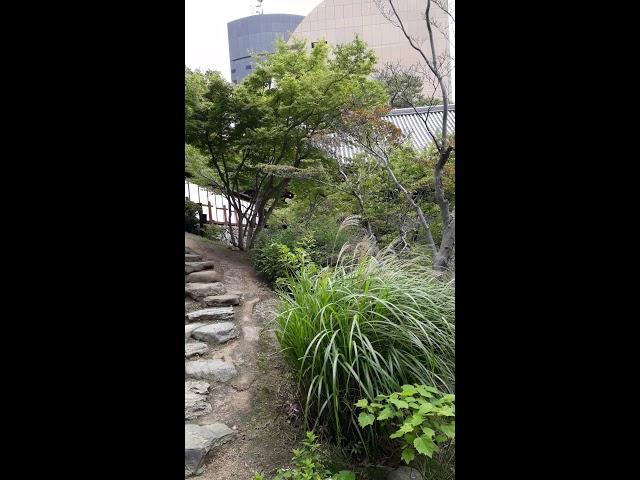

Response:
(185, 253), (203, 262)
(185, 341), (209, 358)
(185, 323), (207, 341)
(192, 322), (238, 345)
(185, 423), (234, 477)
(185, 359), (237, 382)
(185, 306), (235, 324)
(185, 282), (226, 300)
(185, 381), (212, 420)
(185, 270), (223, 283)
(185, 261), (215, 275)
(203, 294), (241, 307)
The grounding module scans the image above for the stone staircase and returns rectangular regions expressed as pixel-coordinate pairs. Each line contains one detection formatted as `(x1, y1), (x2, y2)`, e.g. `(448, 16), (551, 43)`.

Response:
(184, 245), (243, 477)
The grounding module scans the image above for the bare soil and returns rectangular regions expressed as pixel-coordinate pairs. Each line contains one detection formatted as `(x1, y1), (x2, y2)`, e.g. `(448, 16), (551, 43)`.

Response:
(185, 233), (303, 479)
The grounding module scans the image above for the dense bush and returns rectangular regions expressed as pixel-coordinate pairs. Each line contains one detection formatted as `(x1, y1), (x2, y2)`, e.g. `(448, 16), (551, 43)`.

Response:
(185, 200), (201, 234)
(274, 246), (455, 456)
(202, 223), (222, 241)
(251, 219), (353, 284)
(254, 432), (354, 480)
(355, 385), (454, 467)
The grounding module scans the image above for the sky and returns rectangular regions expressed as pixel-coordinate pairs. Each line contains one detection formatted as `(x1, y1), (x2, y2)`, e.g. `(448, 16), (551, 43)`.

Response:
(185, 0), (322, 80)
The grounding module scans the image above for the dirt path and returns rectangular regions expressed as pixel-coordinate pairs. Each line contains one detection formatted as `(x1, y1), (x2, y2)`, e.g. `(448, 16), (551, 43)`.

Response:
(185, 233), (302, 479)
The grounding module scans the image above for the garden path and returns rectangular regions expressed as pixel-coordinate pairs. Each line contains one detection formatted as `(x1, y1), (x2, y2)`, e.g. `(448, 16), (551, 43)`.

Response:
(184, 233), (302, 479)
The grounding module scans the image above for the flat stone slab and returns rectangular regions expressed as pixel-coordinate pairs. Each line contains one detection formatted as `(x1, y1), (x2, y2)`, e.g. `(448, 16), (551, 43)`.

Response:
(192, 322), (238, 344)
(185, 380), (210, 395)
(185, 391), (212, 420)
(185, 359), (237, 382)
(185, 253), (203, 262)
(185, 423), (233, 477)
(185, 323), (207, 341)
(185, 342), (209, 358)
(185, 270), (223, 283)
(185, 282), (226, 300)
(203, 294), (240, 307)
(185, 306), (235, 323)
(185, 261), (215, 274)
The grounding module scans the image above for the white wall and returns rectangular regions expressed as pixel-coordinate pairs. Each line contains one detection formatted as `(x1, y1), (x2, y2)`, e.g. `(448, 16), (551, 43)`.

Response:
(185, 181), (256, 225)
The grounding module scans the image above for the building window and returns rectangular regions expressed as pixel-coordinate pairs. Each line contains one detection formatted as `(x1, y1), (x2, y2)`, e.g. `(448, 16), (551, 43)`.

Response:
(311, 40), (327, 49)
(233, 79), (237, 84)
(245, 64), (252, 70)
(231, 68), (236, 73)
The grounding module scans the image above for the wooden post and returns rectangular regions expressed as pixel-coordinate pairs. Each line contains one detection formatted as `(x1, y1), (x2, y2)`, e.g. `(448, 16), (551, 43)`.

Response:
(207, 202), (213, 224)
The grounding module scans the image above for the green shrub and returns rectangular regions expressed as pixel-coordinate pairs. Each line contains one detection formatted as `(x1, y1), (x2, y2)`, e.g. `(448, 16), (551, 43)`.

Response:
(355, 385), (454, 465)
(274, 248), (455, 455)
(202, 223), (222, 241)
(185, 199), (201, 234)
(254, 432), (355, 480)
(251, 219), (353, 284)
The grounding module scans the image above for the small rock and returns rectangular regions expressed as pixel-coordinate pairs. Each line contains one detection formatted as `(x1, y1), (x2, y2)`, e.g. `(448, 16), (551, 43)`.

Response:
(185, 423), (234, 477)
(203, 294), (240, 307)
(185, 306), (235, 323)
(185, 282), (226, 300)
(185, 261), (215, 274)
(192, 322), (238, 344)
(387, 467), (424, 480)
(185, 254), (203, 262)
(185, 342), (209, 358)
(185, 359), (237, 382)
(185, 323), (207, 341)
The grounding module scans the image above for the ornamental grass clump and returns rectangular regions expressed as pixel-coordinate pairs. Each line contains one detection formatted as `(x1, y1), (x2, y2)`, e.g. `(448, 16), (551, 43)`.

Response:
(274, 242), (455, 453)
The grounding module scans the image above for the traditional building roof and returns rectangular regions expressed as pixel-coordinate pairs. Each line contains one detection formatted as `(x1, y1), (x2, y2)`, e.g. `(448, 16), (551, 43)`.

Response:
(326, 104), (456, 161)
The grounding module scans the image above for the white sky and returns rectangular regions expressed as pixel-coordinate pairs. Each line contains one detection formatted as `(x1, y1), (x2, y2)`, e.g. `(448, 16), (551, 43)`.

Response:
(185, 0), (322, 80)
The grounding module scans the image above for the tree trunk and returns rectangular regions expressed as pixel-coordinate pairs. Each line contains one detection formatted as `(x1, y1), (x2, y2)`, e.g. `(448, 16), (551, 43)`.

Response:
(433, 214), (455, 271)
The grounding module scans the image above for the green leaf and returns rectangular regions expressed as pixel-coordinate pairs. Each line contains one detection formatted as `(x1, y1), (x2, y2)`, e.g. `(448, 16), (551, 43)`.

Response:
(355, 399), (369, 408)
(377, 407), (394, 421)
(421, 426), (435, 438)
(403, 433), (417, 444)
(401, 447), (416, 464)
(390, 398), (409, 409)
(400, 385), (417, 396)
(414, 435), (438, 458)
(417, 403), (436, 415)
(390, 422), (414, 439)
(407, 414), (424, 427)
(439, 421), (455, 438)
(435, 434), (447, 443)
(415, 386), (435, 398)
(358, 412), (375, 428)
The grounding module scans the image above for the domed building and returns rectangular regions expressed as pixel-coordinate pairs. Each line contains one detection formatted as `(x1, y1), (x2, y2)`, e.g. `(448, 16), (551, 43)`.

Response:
(289, 0), (452, 99)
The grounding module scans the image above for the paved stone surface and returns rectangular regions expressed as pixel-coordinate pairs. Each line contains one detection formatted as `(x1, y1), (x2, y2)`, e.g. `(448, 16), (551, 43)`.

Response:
(203, 294), (241, 307)
(185, 359), (237, 382)
(185, 253), (203, 262)
(185, 341), (209, 358)
(185, 261), (215, 274)
(184, 423), (234, 477)
(185, 270), (223, 283)
(185, 306), (235, 323)
(185, 323), (207, 341)
(192, 322), (238, 344)
(185, 282), (226, 300)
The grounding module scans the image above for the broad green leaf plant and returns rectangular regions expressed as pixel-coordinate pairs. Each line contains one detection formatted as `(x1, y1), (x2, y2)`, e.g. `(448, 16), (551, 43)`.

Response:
(356, 385), (454, 465)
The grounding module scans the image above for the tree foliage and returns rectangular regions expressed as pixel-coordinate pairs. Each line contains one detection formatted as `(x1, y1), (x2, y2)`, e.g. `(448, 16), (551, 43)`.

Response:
(185, 38), (387, 249)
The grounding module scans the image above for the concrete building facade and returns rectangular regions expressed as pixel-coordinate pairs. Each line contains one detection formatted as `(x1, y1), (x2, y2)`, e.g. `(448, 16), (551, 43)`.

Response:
(227, 13), (304, 84)
(289, 0), (452, 98)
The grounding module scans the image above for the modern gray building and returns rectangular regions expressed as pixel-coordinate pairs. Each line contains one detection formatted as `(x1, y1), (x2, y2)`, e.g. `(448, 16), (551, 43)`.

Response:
(227, 13), (304, 84)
